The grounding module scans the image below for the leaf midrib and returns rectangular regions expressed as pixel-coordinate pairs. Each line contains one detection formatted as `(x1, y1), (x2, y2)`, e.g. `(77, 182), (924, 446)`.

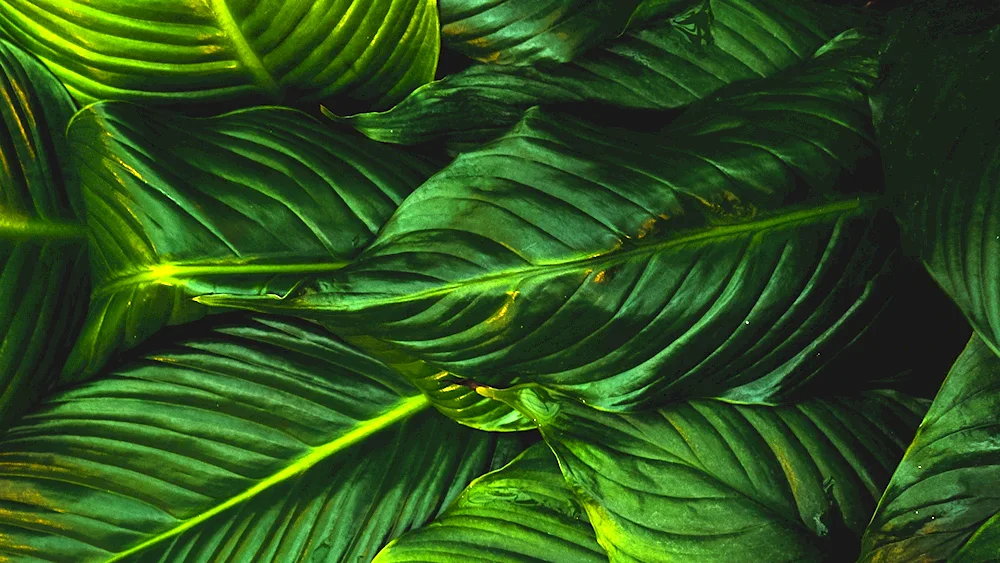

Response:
(0, 216), (87, 239)
(219, 197), (871, 312)
(210, 0), (281, 99)
(93, 260), (352, 298)
(105, 393), (430, 563)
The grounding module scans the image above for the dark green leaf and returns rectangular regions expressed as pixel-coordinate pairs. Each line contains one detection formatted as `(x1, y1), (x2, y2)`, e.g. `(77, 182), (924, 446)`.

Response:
(203, 33), (911, 412)
(437, 0), (704, 66)
(338, 0), (863, 146)
(489, 385), (926, 562)
(859, 336), (1000, 563)
(873, 6), (1000, 356)
(0, 0), (439, 109)
(0, 315), (525, 562)
(63, 103), (436, 382)
(373, 442), (606, 563)
(0, 39), (86, 429)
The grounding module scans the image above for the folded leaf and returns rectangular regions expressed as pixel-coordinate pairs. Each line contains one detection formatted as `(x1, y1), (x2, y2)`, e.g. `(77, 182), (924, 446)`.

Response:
(438, 0), (703, 66)
(339, 0), (863, 146)
(873, 6), (1000, 356)
(0, 0), (439, 109)
(63, 103), (437, 381)
(374, 442), (606, 562)
(0, 315), (526, 562)
(0, 39), (87, 429)
(859, 336), (1000, 562)
(203, 33), (915, 411)
(488, 385), (926, 562)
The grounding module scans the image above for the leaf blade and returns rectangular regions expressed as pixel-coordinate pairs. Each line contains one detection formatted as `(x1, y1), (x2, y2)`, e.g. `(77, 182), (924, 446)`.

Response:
(373, 443), (607, 563)
(0, 315), (526, 562)
(0, 0), (440, 109)
(63, 102), (437, 381)
(494, 385), (926, 562)
(0, 38), (86, 429)
(203, 34), (923, 412)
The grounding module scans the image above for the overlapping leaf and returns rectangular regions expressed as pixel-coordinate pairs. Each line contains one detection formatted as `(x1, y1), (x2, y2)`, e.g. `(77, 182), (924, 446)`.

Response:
(0, 0), (439, 109)
(859, 336), (1000, 562)
(0, 315), (527, 562)
(873, 3), (1000, 358)
(487, 385), (926, 562)
(437, 0), (704, 66)
(0, 39), (86, 429)
(63, 103), (437, 382)
(203, 32), (923, 412)
(339, 0), (863, 146)
(374, 442), (606, 562)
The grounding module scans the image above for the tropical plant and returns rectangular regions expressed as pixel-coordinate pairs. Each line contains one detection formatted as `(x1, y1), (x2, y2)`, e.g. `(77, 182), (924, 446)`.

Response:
(0, 0), (994, 561)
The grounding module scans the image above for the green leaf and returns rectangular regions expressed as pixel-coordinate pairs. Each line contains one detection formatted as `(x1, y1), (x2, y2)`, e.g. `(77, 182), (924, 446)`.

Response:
(338, 0), (863, 146)
(0, 38), (87, 429)
(0, 315), (526, 562)
(63, 102), (437, 382)
(373, 442), (607, 562)
(489, 385), (926, 562)
(859, 336), (1000, 563)
(342, 335), (535, 432)
(0, 0), (440, 109)
(437, 0), (704, 66)
(873, 8), (1000, 356)
(203, 32), (916, 411)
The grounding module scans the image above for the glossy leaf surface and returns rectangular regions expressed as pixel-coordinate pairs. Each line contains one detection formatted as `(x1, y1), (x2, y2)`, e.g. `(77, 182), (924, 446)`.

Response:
(0, 0), (440, 109)
(491, 385), (926, 562)
(873, 6), (1000, 355)
(340, 0), (861, 146)
(374, 442), (606, 562)
(204, 33), (909, 411)
(0, 315), (525, 562)
(860, 336), (1000, 563)
(64, 103), (436, 381)
(0, 39), (86, 429)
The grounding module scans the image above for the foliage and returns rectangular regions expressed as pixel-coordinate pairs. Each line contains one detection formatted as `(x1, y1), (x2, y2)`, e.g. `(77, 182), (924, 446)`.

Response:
(0, 0), (993, 561)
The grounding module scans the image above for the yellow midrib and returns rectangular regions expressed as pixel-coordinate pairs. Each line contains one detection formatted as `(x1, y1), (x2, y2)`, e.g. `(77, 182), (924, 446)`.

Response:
(105, 394), (430, 562)
(211, 0), (281, 98)
(93, 260), (351, 298)
(205, 197), (871, 311)
(0, 216), (86, 239)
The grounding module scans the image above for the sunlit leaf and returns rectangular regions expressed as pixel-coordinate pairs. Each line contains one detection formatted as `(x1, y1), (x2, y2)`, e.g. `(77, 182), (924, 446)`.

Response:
(0, 315), (528, 562)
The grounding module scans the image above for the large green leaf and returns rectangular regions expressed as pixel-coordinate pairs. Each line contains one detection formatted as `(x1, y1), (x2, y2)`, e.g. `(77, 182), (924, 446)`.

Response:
(373, 442), (606, 562)
(63, 103), (437, 382)
(338, 0), (862, 146)
(0, 315), (528, 562)
(859, 336), (1000, 562)
(0, 0), (440, 110)
(873, 4), (1000, 356)
(203, 32), (922, 411)
(487, 385), (926, 562)
(0, 39), (87, 429)
(437, 0), (704, 66)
